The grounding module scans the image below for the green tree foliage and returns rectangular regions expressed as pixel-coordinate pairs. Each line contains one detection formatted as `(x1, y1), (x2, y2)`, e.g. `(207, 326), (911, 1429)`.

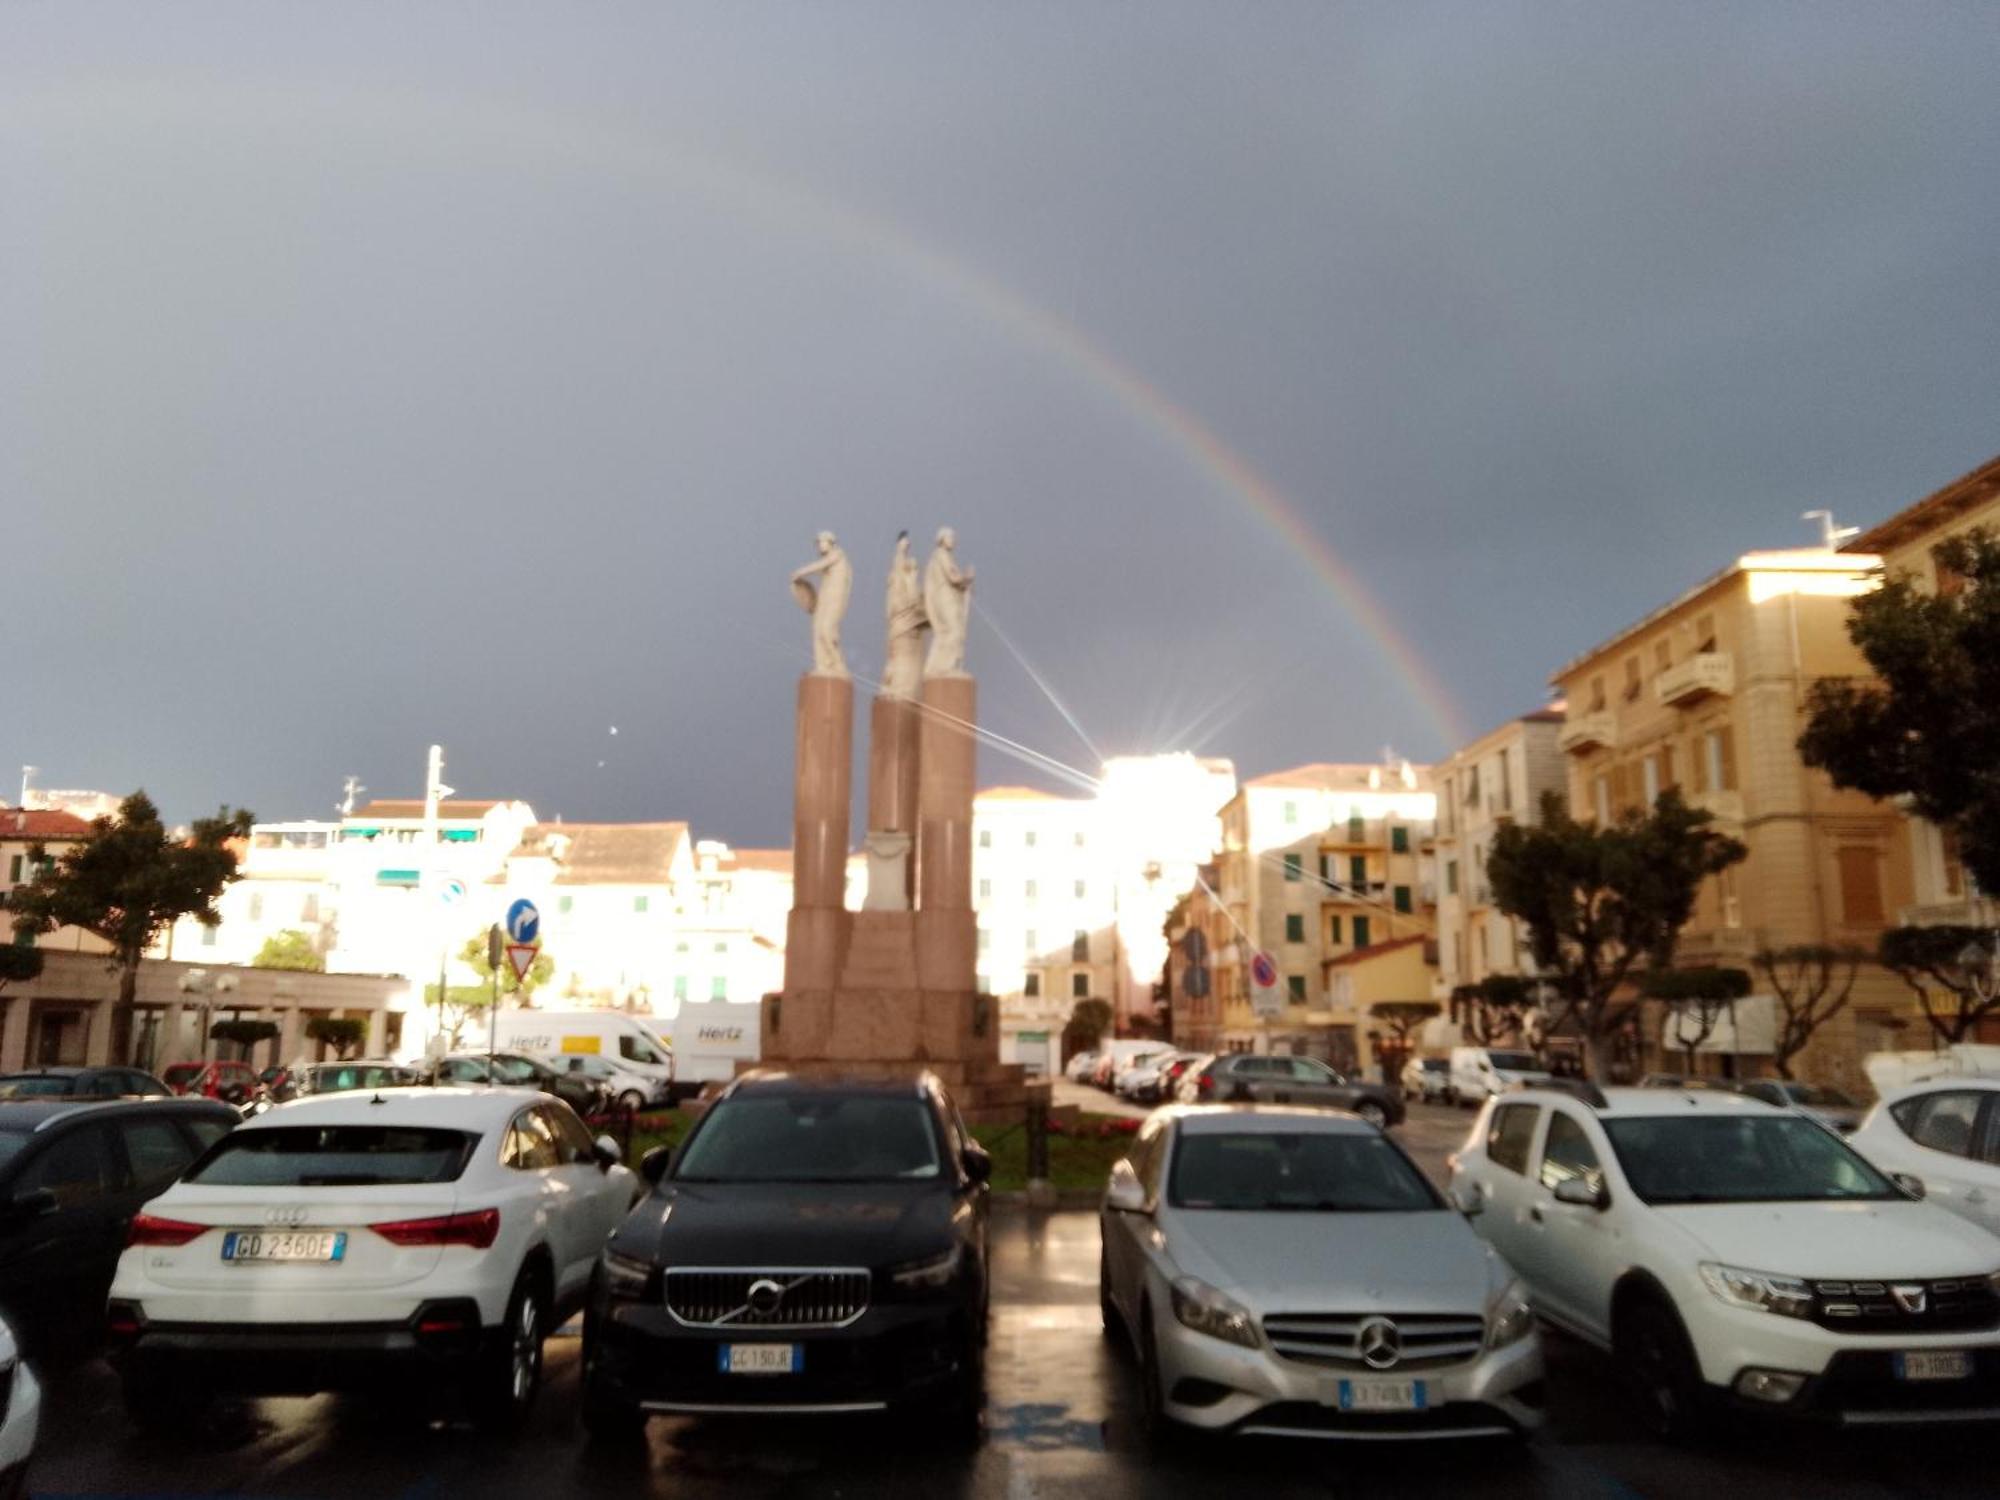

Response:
(1799, 528), (2000, 893)
(252, 929), (324, 972)
(1370, 1001), (1441, 1045)
(209, 1018), (280, 1058)
(305, 1015), (368, 1059)
(458, 931), (554, 997)
(0, 945), (42, 991)
(1642, 966), (1753, 1071)
(1450, 975), (1538, 1049)
(5, 792), (252, 1064)
(1755, 945), (1865, 1080)
(1063, 997), (1114, 1058)
(1877, 926), (2000, 1045)
(1487, 790), (1747, 1080)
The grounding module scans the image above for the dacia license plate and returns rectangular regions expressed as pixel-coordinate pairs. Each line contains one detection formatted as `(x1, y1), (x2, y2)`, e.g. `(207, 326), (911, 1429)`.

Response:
(719, 1343), (801, 1375)
(221, 1230), (346, 1263)
(1332, 1378), (1425, 1411)
(1896, 1350), (1973, 1382)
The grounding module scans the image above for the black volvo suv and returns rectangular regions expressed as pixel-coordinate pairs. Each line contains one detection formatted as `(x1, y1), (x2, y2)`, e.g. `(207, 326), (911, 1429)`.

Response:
(580, 1070), (991, 1438)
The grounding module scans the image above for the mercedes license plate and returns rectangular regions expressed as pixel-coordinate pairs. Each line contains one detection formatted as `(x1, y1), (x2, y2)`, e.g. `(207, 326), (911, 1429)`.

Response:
(1333, 1378), (1426, 1412)
(221, 1230), (346, 1264)
(1896, 1350), (1973, 1382)
(719, 1343), (801, 1375)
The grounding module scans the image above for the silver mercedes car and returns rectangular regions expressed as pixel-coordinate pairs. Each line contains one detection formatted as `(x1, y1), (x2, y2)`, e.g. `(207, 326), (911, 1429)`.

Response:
(1099, 1106), (1544, 1441)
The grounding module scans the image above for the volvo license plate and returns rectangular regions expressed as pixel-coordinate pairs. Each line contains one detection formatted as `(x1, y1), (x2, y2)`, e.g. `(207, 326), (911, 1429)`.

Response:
(1896, 1350), (1973, 1382)
(719, 1343), (801, 1375)
(1332, 1378), (1426, 1412)
(221, 1230), (346, 1263)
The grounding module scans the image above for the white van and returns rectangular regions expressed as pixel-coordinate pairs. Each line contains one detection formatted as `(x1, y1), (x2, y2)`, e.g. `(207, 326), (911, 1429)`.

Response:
(1450, 1045), (1553, 1105)
(669, 1000), (763, 1096)
(490, 1010), (677, 1094)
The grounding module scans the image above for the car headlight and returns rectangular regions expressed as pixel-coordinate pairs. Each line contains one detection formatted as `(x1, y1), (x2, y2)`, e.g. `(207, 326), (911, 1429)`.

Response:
(1486, 1280), (1535, 1349)
(1699, 1263), (1813, 1319)
(890, 1244), (964, 1290)
(600, 1249), (654, 1301)
(1169, 1276), (1260, 1349)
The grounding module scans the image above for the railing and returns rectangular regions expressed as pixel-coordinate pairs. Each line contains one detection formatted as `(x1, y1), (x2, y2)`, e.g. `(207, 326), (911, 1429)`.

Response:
(1656, 651), (1734, 707)
(1557, 711), (1617, 756)
(1900, 897), (2000, 929)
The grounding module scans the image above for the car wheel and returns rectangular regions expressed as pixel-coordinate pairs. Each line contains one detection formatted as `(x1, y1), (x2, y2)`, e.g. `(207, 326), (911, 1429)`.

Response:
(1617, 1295), (1710, 1442)
(617, 1089), (647, 1114)
(472, 1268), (548, 1432)
(1100, 1248), (1123, 1341)
(1354, 1100), (1389, 1130)
(1136, 1308), (1175, 1447)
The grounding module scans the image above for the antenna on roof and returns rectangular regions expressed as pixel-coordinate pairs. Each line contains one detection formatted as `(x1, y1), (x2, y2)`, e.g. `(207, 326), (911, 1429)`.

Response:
(1802, 509), (1860, 550)
(338, 775), (366, 817)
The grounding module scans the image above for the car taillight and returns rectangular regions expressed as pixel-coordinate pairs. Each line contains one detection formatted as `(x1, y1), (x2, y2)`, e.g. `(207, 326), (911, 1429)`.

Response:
(1196, 1074), (1214, 1097)
(129, 1214), (207, 1247)
(370, 1208), (500, 1249)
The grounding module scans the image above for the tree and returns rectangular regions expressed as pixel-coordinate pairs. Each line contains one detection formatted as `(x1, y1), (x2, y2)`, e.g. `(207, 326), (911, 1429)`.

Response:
(1642, 967), (1753, 1074)
(209, 1017), (280, 1058)
(1063, 998), (1114, 1058)
(4, 792), (252, 1064)
(1370, 1001), (1441, 1048)
(1756, 945), (1865, 1080)
(1799, 527), (2000, 894)
(1450, 975), (1539, 1049)
(1487, 790), (1747, 1081)
(252, 929), (324, 972)
(0, 945), (43, 993)
(458, 931), (554, 998)
(305, 1015), (368, 1059)
(1877, 926), (2000, 1045)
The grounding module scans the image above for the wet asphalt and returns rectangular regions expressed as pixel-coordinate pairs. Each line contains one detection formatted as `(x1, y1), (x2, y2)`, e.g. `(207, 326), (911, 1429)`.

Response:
(23, 1104), (2000, 1498)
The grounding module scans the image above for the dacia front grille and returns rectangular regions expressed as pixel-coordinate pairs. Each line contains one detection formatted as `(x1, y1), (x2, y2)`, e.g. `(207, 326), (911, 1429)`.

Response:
(1811, 1277), (2000, 1334)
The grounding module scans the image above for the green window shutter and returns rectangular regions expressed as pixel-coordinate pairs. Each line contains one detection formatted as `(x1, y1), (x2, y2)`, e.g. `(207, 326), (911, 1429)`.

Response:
(1353, 916), (1372, 949)
(1394, 886), (1413, 914)
(1328, 915), (1342, 944)
(1286, 974), (1307, 1003)
(1283, 852), (1302, 882)
(1391, 827), (1409, 853)
(1285, 913), (1304, 943)
(1349, 855), (1367, 885)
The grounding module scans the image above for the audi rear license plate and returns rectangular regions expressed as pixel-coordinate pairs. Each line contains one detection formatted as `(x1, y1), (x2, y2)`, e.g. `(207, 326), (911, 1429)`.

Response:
(719, 1343), (801, 1375)
(1896, 1350), (1973, 1382)
(221, 1230), (347, 1263)
(1331, 1378), (1426, 1412)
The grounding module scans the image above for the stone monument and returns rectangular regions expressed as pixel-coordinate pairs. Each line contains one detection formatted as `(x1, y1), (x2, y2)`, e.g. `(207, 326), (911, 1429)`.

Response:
(761, 528), (1043, 1125)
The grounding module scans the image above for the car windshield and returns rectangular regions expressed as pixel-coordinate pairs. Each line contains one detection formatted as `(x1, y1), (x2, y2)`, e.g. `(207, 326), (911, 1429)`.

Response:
(674, 1095), (942, 1183)
(1169, 1131), (1443, 1213)
(1603, 1115), (1897, 1205)
(307, 1065), (410, 1093)
(0, 1075), (74, 1097)
(1420, 1060), (1447, 1073)
(489, 1056), (541, 1084)
(188, 1125), (477, 1186)
(162, 1064), (203, 1086)
(1487, 1052), (1538, 1072)
(618, 1032), (671, 1067)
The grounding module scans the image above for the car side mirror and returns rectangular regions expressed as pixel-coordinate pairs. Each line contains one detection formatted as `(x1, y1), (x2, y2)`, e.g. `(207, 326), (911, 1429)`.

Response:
(1105, 1159), (1148, 1215)
(639, 1145), (672, 1186)
(960, 1145), (992, 1184)
(593, 1135), (623, 1172)
(1450, 1183), (1485, 1217)
(1, 1187), (59, 1226)
(1892, 1172), (1927, 1201)
(1552, 1177), (1606, 1210)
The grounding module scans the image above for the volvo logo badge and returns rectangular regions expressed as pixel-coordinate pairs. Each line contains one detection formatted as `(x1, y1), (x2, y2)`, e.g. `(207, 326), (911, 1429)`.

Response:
(1891, 1284), (1929, 1315)
(746, 1278), (787, 1317)
(264, 1206), (310, 1227)
(1357, 1317), (1402, 1370)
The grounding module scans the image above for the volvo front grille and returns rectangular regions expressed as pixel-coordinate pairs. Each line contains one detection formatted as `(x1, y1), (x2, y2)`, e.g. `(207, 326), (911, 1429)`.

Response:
(664, 1267), (872, 1329)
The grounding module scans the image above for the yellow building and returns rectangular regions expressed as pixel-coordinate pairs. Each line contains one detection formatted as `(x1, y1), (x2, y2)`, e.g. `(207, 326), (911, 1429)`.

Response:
(1550, 547), (1915, 1091)
(1843, 453), (2000, 933)
(1323, 934), (1435, 1083)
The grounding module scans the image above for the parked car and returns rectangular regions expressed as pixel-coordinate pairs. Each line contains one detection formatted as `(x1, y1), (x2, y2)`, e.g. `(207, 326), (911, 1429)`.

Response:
(1099, 1105), (1542, 1440)
(1848, 1078), (2000, 1237)
(490, 1010), (679, 1100)
(580, 1069), (991, 1440)
(1143, 1053), (1207, 1105)
(425, 1051), (609, 1119)
(160, 1060), (262, 1105)
(1188, 1055), (1405, 1129)
(547, 1052), (668, 1114)
(0, 1311), (43, 1500)
(105, 1087), (635, 1431)
(0, 1096), (239, 1348)
(0, 1068), (171, 1101)
(1114, 1050), (1177, 1101)
(1637, 1073), (1711, 1090)
(1448, 1047), (1551, 1106)
(1727, 1080), (1866, 1134)
(1450, 1083), (2000, 1437)
(1401, 1057), (1451, 1104)
(1092, 1040), (1173, 1092)
(1064, 1050), (1103, 1084)
(297, 1060), (423, 1096)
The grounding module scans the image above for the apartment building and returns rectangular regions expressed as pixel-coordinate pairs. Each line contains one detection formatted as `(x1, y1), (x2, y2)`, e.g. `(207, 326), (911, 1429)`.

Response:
(1551, 546), (1913, 1089)
(1, 807), (104, 956)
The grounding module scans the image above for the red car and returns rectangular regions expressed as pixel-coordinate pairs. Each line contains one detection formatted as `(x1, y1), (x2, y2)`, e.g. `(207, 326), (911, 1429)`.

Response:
(160, 1059), (261, 1103)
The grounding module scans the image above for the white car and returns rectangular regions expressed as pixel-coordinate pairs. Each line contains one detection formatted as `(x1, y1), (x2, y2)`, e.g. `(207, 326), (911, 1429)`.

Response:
(1114, 1051), (1175, 1099)
(0, 1312), (41, 1500)
(1448, 1047), (1552, 1106)
(1065, 1050), (1103, 1083)
(1451, 1084), (2000, 1437)
(1848, 1077), (2000, 1238)
(548, 1053), (668, 1114)
(1100, 1107), (1543, 1440)
(105, 1088), (637, 1432)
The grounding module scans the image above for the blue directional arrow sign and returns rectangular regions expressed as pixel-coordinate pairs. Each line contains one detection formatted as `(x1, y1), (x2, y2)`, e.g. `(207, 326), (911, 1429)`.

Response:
(505, 898), (541, 945)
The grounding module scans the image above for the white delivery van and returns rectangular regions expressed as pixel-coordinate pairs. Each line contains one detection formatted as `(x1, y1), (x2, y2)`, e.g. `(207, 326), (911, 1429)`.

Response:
(1864, 1042), (2000, 1096)
(1448, 1045), (1553, 1104)
(490, 1010), (677, 1094)
(670, 1000), (763, 1097)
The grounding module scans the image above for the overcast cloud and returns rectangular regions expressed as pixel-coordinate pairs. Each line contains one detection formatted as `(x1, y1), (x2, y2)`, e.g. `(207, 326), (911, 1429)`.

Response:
(5, 3), (1997, 841)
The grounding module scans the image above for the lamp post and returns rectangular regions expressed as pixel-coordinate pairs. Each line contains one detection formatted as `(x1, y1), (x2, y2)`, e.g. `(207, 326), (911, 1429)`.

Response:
(177, 968), (239, 1064)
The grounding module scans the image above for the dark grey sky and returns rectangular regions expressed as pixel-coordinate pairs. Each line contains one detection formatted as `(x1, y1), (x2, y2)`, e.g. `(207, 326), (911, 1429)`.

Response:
(6, 3), (1998, 844)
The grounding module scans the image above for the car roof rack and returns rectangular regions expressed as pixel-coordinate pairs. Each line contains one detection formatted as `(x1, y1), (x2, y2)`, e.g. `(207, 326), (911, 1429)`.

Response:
(1507, 1077), (1609, 1109)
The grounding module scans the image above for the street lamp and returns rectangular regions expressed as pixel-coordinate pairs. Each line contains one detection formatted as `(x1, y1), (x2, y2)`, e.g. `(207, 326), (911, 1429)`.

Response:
(177, 967), (239, 1063)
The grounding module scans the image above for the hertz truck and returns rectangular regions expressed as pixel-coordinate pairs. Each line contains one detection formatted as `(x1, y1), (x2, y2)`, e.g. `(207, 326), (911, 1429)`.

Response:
(490, 1010), (680, 1097)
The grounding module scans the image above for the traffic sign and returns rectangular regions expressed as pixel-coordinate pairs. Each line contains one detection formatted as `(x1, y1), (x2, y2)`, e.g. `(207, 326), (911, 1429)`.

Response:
(1183, 963), (1210, 1000)
(505, 899), (541, 945)
(438, 877), (468, 907)
(1250, 950), (1283, 1019)
(1180, 928), (1209, 964)
(506, 943), (540, 984)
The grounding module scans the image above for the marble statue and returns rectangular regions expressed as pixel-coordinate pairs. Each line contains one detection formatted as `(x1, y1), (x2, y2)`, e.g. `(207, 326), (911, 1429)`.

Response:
(922, 527), (974, 678)
(882, 531), (929, 699)
(790, 531), (852, 677)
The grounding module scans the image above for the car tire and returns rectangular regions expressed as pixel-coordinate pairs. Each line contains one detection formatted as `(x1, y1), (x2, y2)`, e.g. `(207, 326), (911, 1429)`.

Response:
(471, 1267), (548, 1433)
(1136, 1308), (1177, 1449)
(1100, 1248), (1123, 1341)
(1354, 1100), (1389, 1130)
(1617, 1294), (1711, 1442)
(617, 1089), (647, 1114)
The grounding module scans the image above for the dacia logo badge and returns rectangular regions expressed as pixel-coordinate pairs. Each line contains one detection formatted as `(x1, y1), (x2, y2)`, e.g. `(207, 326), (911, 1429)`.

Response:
(1891, 1284), (1928, 1315)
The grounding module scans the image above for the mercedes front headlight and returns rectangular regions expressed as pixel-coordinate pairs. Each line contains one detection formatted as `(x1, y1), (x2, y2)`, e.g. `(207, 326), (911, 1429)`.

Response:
(1486, 1280), (1536, 1349)
(1170, 1276), (1260, 1349)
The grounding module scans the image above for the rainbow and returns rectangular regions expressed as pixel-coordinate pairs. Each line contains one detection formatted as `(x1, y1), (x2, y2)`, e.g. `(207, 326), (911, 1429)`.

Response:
(9, 75), (1470, 749)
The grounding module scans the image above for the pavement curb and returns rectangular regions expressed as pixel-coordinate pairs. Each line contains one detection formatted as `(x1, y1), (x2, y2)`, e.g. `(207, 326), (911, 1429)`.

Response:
(994, 1188), (1101, 1210)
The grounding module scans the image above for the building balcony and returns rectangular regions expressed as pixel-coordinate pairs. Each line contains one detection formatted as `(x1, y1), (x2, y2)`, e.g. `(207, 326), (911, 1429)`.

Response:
(1657, 651), (1734, 708)
(1899, 896), (2000, 930)
(1686, 788), (1744, 824)
(1558, 711), (1617, 756)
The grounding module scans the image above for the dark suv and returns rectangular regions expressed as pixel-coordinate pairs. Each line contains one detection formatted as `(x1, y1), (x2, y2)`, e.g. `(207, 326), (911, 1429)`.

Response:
(1190, 1054), (1405, 1128)
(580, 1070), (991, 1439)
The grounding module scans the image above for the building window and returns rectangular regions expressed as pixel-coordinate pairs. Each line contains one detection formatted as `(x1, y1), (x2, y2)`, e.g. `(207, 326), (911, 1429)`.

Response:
(1349, 855), (1367, 885)
(1446, 861), (1459, 896)
(1285, 913), (1305, 944)
(1695, 613), (1717, 653)
(1348, 814), (1365, 842)
(247, 892), (263, 922)
(6, 854), (19, 882)
(1589, 675), (1606, 712)
(1837, 846), (1885, 927)
(1283, 852), (1302, 882)
(633, 895), (649, 913)
(673, 975), (688, 1002)
(1391, 826), (1409, 853)
(1283, 800), (1298, 825)
(557, 895), (572, 914)
(1025, 830), (1038, 848)
(1624, 656), (1643, 701)
(709, 977), (727, 1000)
(1024, 880), (1038, 903)
(1641, 755), (1661, 807)
(1654, 640), (1672, 673)
(200, 924), (217, 948)
(1942, 826), (1967, 897)
(978, 879), (992, 902)
(978, 973), (992, 995)
(713, 941), (727, 955)
(1287, 974), (1307, 1004)
(1352, 916), (1372, 949)
(1074, 880), (1086, 900)
(1072, 929), (1089, 961)
(1393, 886), (1412, 914)
(1328, 914), (1343, 944)
(1074, 831), (1086, 848)
(1593, 775), (1611, 825)
(1701, 726), (1737, 792)
(978, 830), (992, 849)
(978, 928), (991, 955)
(1719, 868), (1743, 929)
(301, 893), (320, 922)
(1024, 929), (1038, 955)
(1024, 972), (1041, 997)
(1071, 972), (1089, 999)
(1498, 749), (1513, 812)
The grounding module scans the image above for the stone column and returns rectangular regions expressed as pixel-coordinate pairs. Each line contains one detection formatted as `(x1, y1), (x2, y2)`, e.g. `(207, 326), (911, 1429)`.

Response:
(864, 695), (922, 910)
(917, 676), (977, 992)
(365, 1008), (387, 1058)
(784, 673), (854, 995)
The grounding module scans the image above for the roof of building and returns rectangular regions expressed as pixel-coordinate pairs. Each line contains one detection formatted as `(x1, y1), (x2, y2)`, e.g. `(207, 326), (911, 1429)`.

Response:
(976, 785), (1069, 802)
(0, 808), (95, 841)
(514, 822), (690, 884)
(1845, 453), (2000, 558)
(1323, 933), (1430, 969)
(723, 848), (793, 875)
(349, 799), (504, 821)
(1243, 762), (1433, 792)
